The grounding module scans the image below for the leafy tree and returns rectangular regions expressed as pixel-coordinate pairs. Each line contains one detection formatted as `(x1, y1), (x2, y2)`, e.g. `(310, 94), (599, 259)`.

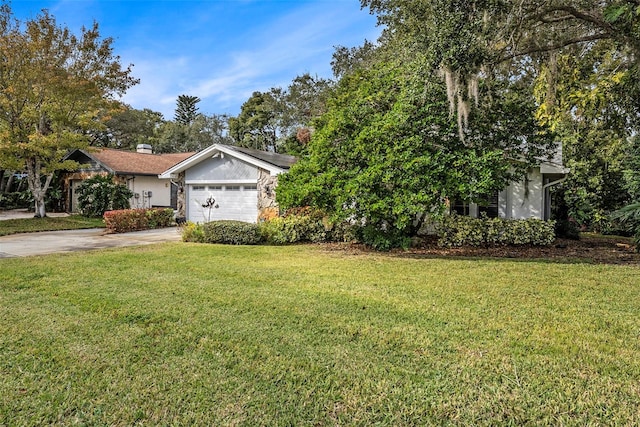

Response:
(76, 174), (132, 217)
(91, 106), (164, 149)
(331, 40), (378, 79)
(229, 75), (333, 154)
(360, 0), (639, 232)
(278, 50), (555, 249)
(174, 94), (201, 125)
(0, 5), (137, 217)
(155, 112), (232, 153)
(229, 90), (282, 151)
(624, 135), (640, 202)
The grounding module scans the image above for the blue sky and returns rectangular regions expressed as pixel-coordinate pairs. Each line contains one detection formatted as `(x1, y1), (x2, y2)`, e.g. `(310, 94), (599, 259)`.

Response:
(11, 0), (380, 119)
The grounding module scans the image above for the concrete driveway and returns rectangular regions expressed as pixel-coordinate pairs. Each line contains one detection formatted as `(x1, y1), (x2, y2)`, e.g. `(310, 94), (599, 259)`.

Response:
(0, 227), (182, 258)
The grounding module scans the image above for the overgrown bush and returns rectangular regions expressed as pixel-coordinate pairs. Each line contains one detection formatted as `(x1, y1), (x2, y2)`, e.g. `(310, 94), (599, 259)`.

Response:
(328, 220), (359, 243)
(78, 175), (132, 217)
(181, 221), (205, 243)
(0, 191), (32, 210)
(260, 214), (327, 245)
(264, 207), (363, 245)
(104, 208), (174, 233)
(357, 224), (411, 251)
(437, 214), (556, 247)
(202, 220), (262, 245)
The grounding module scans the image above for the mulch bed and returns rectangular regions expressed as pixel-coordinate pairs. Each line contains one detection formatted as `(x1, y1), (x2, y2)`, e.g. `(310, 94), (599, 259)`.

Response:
(324, 235), (640, 265)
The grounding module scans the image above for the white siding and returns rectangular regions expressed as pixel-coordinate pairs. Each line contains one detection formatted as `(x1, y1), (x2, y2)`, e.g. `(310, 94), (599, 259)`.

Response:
(128, 176), (173, 208)
(501, 169), (544, 219)
(186, 155), (258, 182)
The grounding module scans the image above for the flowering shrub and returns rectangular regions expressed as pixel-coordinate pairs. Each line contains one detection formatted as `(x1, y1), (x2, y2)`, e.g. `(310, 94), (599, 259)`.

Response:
(436, 214), (556, 247)
(181, 221), (205, 243)
(103, 208), (174, 233)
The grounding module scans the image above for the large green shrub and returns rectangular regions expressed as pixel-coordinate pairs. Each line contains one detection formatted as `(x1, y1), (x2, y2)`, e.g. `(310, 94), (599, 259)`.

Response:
(202, 220), (262, 245)
(437, 214), (556, 247)
(260, 214), (327, 245)
(0, 191), (32, 210)
(77, 175), (132, 217)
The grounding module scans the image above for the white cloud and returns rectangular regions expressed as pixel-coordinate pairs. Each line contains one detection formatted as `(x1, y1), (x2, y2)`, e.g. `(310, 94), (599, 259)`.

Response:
(121, 1), (380, 118)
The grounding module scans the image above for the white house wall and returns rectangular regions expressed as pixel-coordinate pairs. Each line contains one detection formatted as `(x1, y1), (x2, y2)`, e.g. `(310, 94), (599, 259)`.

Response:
(127, 175), (173, 208)
(501, 169), (544, 219)
(185, 156), (258, 183)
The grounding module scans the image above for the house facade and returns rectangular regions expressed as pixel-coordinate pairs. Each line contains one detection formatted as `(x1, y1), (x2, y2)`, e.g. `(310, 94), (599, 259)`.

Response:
(158, 144), (297, 223)
(62, 145), (193, 213)
(451, 151), (569, 220)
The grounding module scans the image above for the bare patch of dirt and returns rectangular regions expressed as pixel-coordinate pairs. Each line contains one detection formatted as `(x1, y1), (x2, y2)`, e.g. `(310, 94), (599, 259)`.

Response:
(323, 235), (640, 265)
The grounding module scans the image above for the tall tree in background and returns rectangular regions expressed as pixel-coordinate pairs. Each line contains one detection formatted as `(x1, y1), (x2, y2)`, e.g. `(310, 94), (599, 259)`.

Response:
(174, 94), (201, 125)
(229, 75), (333, 154)
(0, 4), (137, 217)
(91, 105), (164, 150)
(228, 90), (281, 152)
(361, 0), (640, 230)
(155, 112), (232, 153)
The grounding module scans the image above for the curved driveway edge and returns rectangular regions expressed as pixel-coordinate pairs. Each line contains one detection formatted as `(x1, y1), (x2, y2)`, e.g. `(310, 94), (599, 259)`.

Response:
(0, 227), (182, 258)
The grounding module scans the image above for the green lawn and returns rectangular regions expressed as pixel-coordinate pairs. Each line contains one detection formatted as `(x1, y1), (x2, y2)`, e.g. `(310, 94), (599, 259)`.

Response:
(0, 215), (105, 236)
(1, 243), (639, 425)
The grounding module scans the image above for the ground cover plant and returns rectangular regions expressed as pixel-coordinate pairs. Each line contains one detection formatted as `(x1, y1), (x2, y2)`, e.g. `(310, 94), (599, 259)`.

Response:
(1, 244), (639, 425)
(0, 216), (105, 236)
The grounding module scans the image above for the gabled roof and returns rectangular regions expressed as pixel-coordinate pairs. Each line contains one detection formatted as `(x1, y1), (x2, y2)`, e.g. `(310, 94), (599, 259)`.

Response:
(66, 148), (194, 176)
(159, 144), (298, 179)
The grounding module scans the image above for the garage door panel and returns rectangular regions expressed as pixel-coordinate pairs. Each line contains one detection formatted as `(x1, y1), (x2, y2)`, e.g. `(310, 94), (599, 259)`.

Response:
(188, 185), (258, 223)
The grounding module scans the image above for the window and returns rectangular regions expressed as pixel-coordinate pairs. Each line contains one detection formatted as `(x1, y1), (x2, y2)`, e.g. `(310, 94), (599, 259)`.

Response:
(226, 185), (241, 191)
(478, 191), (499, 218)
(192, 185), (205, 191)
(452, 200), (470, 216)
(208, 185), (222, 191)
(244, 185), (257, 191)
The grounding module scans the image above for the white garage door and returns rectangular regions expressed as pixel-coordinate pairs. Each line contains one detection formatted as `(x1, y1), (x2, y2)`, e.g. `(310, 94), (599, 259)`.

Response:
(188, 184), (258, 223)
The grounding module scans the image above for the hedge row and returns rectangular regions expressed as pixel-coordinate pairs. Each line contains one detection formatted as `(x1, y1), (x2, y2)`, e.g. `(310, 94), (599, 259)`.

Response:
(103, 208), (174, 233)
(182, 213), (357, 245)
(436, 214), (556, 247)
(181, 213), (556, 249)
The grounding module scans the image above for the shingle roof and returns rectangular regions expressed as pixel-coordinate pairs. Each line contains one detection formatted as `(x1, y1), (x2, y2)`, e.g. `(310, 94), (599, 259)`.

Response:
(219, 144), (298, 169)
(83, 149), (195, 176)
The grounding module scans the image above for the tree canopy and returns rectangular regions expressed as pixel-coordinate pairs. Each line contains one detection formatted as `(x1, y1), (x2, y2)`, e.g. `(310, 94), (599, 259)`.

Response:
(0, 4), (137, 217)
(278, 0), (639, 247)
(278, 46), (555, 248)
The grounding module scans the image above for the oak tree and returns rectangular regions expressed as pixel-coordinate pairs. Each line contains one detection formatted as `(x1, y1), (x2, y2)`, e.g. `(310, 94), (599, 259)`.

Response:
(0, 5), (137, 217)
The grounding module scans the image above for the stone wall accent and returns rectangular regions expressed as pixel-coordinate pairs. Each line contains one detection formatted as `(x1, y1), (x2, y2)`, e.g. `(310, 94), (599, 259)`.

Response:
(176, 171), (186, 219)
(258, 168), (279, 221)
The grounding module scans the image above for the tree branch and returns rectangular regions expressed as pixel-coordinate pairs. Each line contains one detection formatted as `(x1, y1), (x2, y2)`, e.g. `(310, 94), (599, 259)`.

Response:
(500, 32), (610, 62)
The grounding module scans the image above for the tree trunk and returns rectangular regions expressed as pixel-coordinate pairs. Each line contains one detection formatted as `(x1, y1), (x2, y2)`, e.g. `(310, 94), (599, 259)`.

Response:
(25, 157), (54, 218)
(33, 191), (46, 218)
(4, 172), (14, 193)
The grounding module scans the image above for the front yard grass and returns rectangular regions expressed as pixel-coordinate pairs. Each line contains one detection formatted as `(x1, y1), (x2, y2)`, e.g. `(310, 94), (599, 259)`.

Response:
(1, 243), (639, 425)
(0, 215), (105, 236)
